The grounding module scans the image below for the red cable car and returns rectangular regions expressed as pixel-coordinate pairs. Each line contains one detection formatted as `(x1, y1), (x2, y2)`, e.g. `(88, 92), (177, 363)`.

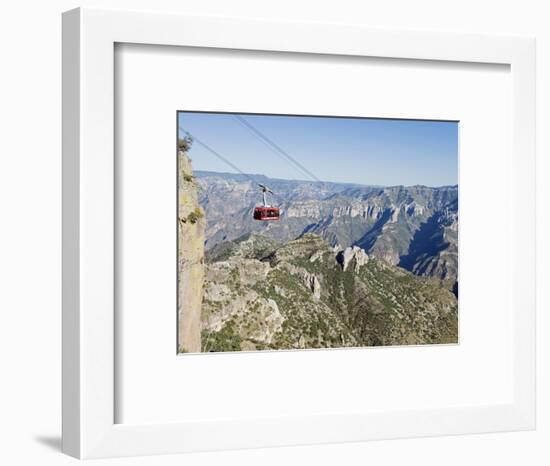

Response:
(253, 206), (280, 220)
(253, 184), (280, 221)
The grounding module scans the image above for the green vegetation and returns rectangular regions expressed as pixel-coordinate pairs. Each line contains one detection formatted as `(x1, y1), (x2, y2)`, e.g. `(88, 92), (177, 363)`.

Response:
(200, 233), (458, 352)
(187, 207), (204, 224)
(201, 321), (242, 352)
(178, 135), (193, 151)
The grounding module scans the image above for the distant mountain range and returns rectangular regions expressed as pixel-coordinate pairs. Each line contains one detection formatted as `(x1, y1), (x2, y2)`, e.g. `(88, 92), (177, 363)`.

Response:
(195, 170), (458, 293)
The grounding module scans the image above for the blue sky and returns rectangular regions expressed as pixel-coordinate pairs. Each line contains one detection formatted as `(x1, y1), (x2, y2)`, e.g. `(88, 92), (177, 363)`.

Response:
(177, 112), (458, 187)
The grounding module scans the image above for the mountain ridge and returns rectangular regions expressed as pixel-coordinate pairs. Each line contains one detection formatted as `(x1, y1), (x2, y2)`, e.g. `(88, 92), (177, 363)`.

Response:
(201, 233), (458, 351)
(196, 170), (458, 292)
(195, 169), (457, 190)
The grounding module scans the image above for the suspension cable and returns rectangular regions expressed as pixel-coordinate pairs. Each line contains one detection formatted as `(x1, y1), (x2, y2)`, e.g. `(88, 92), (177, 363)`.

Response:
(185, 131), (254, 182)
(233, 115), (321, 182)
(179, 127), (284, 205)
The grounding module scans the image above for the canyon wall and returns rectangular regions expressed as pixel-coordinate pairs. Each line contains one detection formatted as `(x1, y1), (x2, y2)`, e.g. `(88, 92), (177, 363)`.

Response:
(178, 150), (205, 352)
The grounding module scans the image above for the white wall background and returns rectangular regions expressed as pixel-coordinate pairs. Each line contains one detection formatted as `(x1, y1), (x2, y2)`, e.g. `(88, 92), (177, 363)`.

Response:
(0, 1), (547, 465)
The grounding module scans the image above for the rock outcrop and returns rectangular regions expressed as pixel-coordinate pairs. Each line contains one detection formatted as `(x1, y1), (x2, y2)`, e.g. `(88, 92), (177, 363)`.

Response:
(337, 246), (369, 272)
(178, 150), (206, 352)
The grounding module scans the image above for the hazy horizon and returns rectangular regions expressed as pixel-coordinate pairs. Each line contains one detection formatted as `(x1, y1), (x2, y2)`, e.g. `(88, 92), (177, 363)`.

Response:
(194, 168), (458, 189)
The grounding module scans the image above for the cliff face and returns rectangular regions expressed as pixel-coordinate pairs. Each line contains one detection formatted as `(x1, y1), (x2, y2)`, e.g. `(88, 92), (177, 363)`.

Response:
(178, 150), (206, 352)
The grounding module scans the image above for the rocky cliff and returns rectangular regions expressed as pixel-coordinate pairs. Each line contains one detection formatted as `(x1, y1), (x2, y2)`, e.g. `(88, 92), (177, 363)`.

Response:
(201, 233), (458, 352)
(178, 150), (206, 352)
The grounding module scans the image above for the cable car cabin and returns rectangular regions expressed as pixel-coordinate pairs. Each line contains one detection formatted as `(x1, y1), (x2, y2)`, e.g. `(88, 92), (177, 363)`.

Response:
(253, 206), (280, 221)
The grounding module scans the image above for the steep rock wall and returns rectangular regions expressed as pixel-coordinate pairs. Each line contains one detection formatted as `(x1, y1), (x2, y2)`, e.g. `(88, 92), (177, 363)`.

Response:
(178, 150), (205, 352)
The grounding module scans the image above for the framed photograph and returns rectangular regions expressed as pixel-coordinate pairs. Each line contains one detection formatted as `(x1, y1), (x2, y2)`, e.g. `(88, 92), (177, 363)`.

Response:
(62, 8), (536, 459)
(177, 111), (459, 354)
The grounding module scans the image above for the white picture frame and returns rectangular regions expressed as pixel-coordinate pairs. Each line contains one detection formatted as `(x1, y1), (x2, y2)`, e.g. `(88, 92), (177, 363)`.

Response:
(62, 7), (536, 459)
